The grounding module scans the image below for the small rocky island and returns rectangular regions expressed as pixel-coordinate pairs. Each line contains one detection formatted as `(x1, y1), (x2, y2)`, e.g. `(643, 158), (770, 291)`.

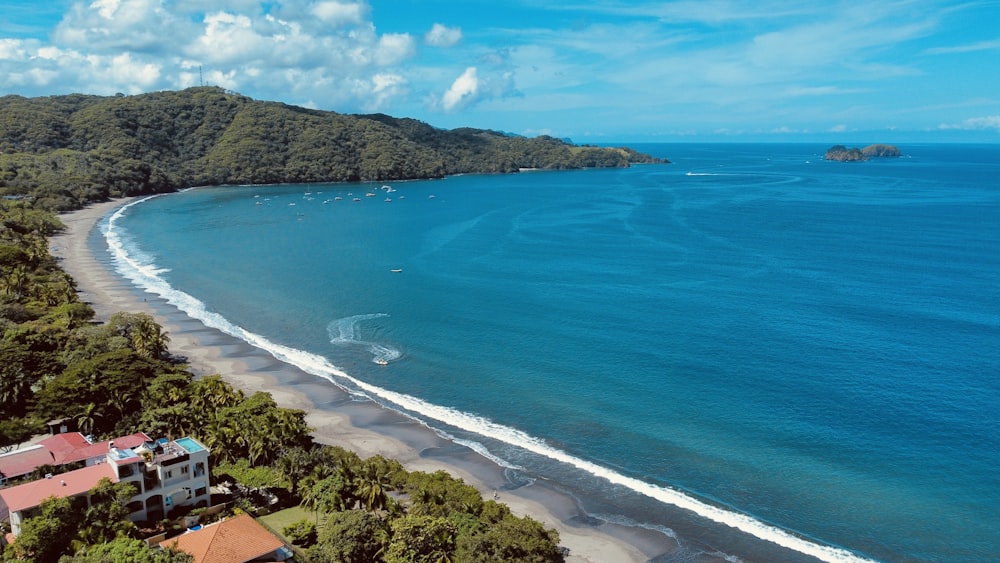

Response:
(825, 144), (902, 161)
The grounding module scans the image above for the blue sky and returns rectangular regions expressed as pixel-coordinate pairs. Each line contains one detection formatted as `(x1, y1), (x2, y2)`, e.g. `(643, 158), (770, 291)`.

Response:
(1, 0), (998, 142)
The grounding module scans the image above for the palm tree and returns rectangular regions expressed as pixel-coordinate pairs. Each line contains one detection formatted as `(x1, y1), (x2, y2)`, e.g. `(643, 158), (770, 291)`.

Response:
(130, 314), (169, 359)
(354, 459), (391, 512)
(194, 375), (241, 410)
(160, 403), (189, 440)
(299, 474), (321, 513)
(271, 409), (307, 441)
(247, 433), (268, 466)
(197, 411), (235, 459)
(76, 403), (103, 437)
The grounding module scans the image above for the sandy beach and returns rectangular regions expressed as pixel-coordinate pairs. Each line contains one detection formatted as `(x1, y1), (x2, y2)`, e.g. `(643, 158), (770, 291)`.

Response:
(49, 197), (678, 562)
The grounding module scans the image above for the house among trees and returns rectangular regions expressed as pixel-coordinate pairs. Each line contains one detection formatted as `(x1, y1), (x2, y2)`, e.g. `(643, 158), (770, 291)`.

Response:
(0, 435), (210, 540)
(0, 430), (151, 486)
(158, 513), (293, 563)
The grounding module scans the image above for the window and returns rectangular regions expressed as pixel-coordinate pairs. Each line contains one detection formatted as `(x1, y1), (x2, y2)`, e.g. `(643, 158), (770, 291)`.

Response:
(181, 465), (189, 475)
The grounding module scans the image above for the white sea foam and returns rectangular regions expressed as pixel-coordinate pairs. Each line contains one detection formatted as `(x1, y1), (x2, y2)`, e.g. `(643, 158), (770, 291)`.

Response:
(327, 314), (402, 364)
(104, 196), (873, 563)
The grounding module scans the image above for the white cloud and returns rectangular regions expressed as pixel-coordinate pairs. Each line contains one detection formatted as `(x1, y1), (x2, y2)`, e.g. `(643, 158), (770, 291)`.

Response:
(107, 52), (162, 89)
(829, 124), (848, 132)
(437, 59), (521, 113)
(923, 39), (1000, 55)
(0, 38), (30, 60)
(939, 116), (1000, 131)
(441, 67), (478, 111)
(310, 1), (367, 27)
(54, 0), (178, 53)
(91, 0), (121, 20)
(189, 12), (269, 64)
(366, 72), (407, 110)
(0, 1), (423, 112)
(425, 23), (461, 47)
(374, 33), (415, 66)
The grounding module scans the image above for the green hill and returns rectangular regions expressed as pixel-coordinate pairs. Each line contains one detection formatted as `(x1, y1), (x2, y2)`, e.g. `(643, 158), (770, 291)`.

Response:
(0, 87), (663, 211)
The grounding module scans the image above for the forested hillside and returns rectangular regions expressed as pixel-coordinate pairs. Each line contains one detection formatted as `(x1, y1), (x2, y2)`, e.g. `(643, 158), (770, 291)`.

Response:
(0, 87), (662, 211)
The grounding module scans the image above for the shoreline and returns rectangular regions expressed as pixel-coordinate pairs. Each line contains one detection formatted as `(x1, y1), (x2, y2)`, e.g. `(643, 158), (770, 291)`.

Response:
(49, 197), (678, 562)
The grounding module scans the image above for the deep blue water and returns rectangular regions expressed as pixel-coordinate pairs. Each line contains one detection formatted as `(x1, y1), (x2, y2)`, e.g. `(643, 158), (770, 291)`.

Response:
(106, 143), (1000, 561)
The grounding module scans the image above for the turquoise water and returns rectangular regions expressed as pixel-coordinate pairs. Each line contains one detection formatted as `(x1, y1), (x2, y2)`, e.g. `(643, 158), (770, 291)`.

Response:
(105, 144), (1000, 561)
(175, 437), (205, 453)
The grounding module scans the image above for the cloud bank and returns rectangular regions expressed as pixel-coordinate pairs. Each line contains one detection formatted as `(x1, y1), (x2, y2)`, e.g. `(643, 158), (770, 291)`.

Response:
(0, 0), (996, 139)
(1, 0), (424, 111)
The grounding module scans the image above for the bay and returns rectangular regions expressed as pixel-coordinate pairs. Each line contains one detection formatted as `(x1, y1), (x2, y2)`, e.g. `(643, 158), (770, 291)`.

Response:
(106, 143), (1000, 561)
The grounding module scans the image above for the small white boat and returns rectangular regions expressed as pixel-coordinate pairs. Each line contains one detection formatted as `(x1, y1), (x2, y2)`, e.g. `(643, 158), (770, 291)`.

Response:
(385, 197), (392, 202)
(375, 358), (388, 366)
(390, 268), (403, 273)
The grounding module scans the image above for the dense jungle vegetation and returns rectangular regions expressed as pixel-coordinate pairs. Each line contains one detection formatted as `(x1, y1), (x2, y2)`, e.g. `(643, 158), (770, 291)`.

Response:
(0, 87), (662, 212)
(0, 199), (564, 562)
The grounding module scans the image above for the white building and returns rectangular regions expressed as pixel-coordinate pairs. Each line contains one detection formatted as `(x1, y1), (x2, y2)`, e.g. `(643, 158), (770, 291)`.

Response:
(0, 436), (211, 538)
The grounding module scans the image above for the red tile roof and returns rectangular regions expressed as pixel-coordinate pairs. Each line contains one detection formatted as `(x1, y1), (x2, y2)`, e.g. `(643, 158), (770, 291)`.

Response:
(0, 446), (56, 480)
(34, 432), (151, 466)
(0, 463), (118, 513)
(160, 513), (286, 563)
(78, 432), (151, 464)
(0, 432), (151, 482)
(37, 433), (91, 464)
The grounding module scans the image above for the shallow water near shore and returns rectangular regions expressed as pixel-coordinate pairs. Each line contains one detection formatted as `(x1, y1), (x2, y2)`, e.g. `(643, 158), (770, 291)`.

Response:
(104, 143), (1000, 561)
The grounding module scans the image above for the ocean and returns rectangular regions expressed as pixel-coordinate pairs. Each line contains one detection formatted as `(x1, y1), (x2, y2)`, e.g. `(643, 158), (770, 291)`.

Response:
(102, 143), (999, 561)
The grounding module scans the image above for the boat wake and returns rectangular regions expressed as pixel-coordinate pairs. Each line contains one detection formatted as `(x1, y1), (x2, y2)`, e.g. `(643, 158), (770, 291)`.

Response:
(327, 313), (402, 365)
(103, 195), (873, 563)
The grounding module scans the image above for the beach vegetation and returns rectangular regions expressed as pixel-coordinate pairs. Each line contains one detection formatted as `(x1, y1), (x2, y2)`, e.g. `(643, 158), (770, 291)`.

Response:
(59, 537), (193, 563)
(384, 514), (457, 563)
(309, 509), (389, 562)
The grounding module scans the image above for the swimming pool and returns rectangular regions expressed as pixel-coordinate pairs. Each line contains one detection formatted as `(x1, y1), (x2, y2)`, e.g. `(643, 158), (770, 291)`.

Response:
(175, 437), (205, 453)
